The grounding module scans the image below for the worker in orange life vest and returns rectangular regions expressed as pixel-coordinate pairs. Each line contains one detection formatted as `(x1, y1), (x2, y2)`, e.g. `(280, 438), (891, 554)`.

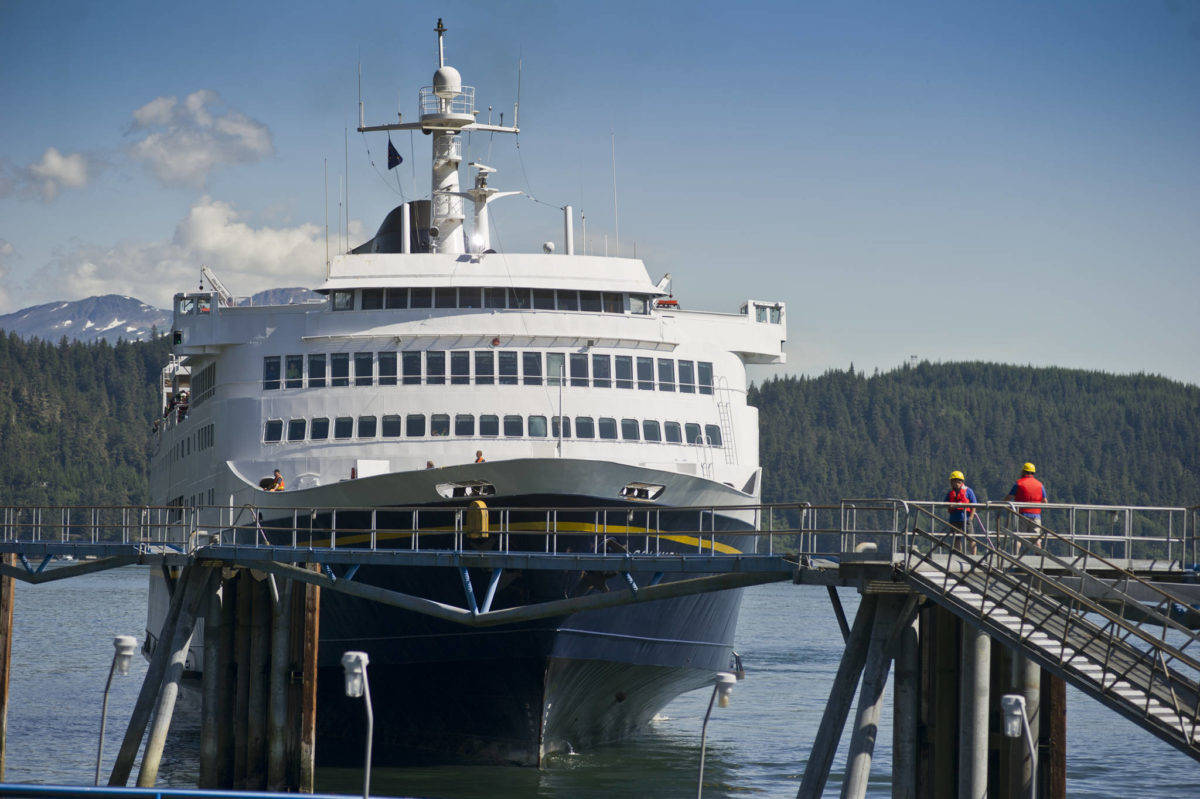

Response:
(267, 469), (285, 491)
(945, 470), (978, 551)
(1004, 462), (1047, 545)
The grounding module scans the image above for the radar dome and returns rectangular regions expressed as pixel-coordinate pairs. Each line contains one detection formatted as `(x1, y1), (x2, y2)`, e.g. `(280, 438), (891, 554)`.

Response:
(433, 66), (462, 99)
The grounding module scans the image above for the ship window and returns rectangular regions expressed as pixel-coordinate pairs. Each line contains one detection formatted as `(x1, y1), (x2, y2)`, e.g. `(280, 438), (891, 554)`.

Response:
(575, 416), (595, 438)
(334, 417), (353, 439)
(636, 357), (654, 390)
(426, 351), (446, 385)
(475, 351), (494, 385)
(354, 352), (374, 386)
(557, 290), (579, 311)
(629, 295), (648, 314)
(480, 414), (499, 436)
(620, 418), (640, 441)
(262, 356), (281, 390)
(643, 420), (662, 442)
(287, 419), (307, 441)
(459, 287), (482, 308)
(435, 287), (457, 308)
(664, 421), (682, 443)
(552, 415), (571, 438)
(771, 306), (781, 323)
(455, 414), (475, 436)
(307, 354), (326, 388)
(657, 359), (675, 392)
(592, 354), (611, 388)
(451, 351), (470, 384)
(358, 415), (377, 438)
(546, 352), (565, 386)
(385, 288), (407, 309)
(533, 289), (555, 310)
(402, 352), (421, 384)
(381, 414), (402, 437)
(430, 414), (450, 436)
(569, 353), (589, 387)
(698, 362), (714, 395)
(361, 289), (384, 310)
(522, 352), (543, 385)
(614, 356), (633, 389)
(598, 417), (618, 440)
(285, 355), (303, 389)
(705, 424), (723, 447)
(484, 287), (507, 309)
(332, 291), (354, 311)
(685, 423), (703, 444)
(509, 288), (531, 309)
(264, 420), (283, 442)
(755, 305), (768, 323)
(528, 415), (548, 437)
(678, 361), (695, 393)
(331, 353), (349, 387)
(410, 287), (432, 308)
(603, 292), (624, 314)
(405, 414), (426, 437)
(311, 417), (330, 440)
(378, 352), (397, 386)
(503, 414), (523, 437)
(498, 351), (518, 385)
(579, 291), (602, 312)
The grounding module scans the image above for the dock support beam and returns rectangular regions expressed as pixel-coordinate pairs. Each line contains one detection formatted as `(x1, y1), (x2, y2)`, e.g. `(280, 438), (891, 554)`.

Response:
(797, 593), (879, 799)
(892, 609), (920, 799)
(841, 596), (902, 799)
(957, 621), (990, 799)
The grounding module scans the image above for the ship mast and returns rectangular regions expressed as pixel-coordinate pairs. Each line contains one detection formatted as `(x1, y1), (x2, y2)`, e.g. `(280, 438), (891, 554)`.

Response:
(358, 18), (519, 255)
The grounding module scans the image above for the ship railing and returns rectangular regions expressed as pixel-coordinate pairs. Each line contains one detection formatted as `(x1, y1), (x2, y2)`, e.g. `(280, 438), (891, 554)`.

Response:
(419, 85), (475, 117)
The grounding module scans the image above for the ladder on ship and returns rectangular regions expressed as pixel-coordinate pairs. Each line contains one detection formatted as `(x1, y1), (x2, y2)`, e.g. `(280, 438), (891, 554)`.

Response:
(714, 376), (738, 465)
(900, 506), (1200, 761)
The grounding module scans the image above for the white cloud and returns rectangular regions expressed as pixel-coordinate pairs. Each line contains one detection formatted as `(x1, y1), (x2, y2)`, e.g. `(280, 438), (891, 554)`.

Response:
(0, 147), (92, 202)
(128, 90), (273, 186)
(31, 197), (335, 308)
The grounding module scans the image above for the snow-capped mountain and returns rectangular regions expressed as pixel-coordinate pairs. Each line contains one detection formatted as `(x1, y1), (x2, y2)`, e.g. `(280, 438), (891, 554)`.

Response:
(0, 288), (320, 344)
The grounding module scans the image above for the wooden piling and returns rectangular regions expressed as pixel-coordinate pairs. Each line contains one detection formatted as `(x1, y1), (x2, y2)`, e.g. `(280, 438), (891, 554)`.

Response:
(286, 563), (320, 793)
(199, 576), (223, 788)
(931, 606), (960, 799)
(216, 571), (237, 788)
(841, 595), (902, 799)
(267, 578), (292, 790)
(1041, 672), (1066, 799)
(0, 551), (16, 781)
(797, 593), (879, 799)
(246, 576), (271, 789)
(892, 608), (920, 799)
(233, 570), (252, 787)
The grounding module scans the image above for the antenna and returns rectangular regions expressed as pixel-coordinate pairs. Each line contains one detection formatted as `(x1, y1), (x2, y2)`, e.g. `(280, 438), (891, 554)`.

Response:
(514, 58), (522, 131)
(338, 173), (344, 253)
(344, 126), (350, 249)
(611, 130), (619, 256)
(324, 158), (330, 273)
(436, 18), (447, 68)
(358, 62), (365, 130)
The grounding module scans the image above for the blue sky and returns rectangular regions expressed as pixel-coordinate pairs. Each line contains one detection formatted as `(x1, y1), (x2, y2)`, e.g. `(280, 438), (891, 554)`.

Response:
(1, 1), (1198, 384)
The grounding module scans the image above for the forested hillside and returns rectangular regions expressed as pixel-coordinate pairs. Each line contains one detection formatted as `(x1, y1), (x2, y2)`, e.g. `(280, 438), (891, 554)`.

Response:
(750, 363), (1199, 506)
(0, 332), (1195, 508)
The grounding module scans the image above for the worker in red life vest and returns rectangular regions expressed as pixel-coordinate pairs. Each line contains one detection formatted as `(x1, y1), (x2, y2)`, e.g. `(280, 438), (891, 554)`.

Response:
(945, 470), (978, 551)
(1004, 462), (1047, 546)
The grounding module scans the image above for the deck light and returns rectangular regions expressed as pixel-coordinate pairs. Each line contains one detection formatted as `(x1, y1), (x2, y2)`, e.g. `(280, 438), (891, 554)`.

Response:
(342, 651), (374, 799)
(1001, 694), (1037, 799)
(96, 635), (138, 785)
(698, 671), (738, 797)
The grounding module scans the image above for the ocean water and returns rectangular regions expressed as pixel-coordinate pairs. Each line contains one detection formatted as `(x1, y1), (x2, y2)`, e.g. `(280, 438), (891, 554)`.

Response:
(4, 567), (1197, 797)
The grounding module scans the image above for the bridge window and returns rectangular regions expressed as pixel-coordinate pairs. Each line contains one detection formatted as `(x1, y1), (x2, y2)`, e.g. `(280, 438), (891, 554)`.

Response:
(503, 415), (523, 437)
(547, 353), (565, 386)
(378, 352), (397, 386)
(598, 417), (618, 440)
(621, 418), (640, 441)
(615, 356), (633, 389)
(451, 351), (470, 384)
(570, 353), (589, 386)
(552, 415), (571, 438)
(308, 354), (326, 388)
(678, 361), (695, 393)
(455, 414), (475, 436)
(657, 359), (675, 392)
(402, 352), (421, 384)
(410, 287), (432, 308)
(405, 414), (426, 437)
(361, 289), (384, 310)
(287, 419), (307, 442)
(381, 414), (402, 437)
(575, 416), (595, 438)
(557, 290), (578, 311)
(484, 287), (506, 308)
(603, 292), (623, 314)
(430, 414), (450, 437)
(636, 357), (654, 390)
(331, 353), (349, 387)
(262, 356), (281, 390)
(643, 420), (662, 442)
(705, 425), (723, 447)
(435, 287), (456, 308)
(498, 351), (518, 385)
(426, 351), (446, 385)
(475, 351), (494, 384)
(311, 417), (330, 440)
(358, 415), (377, 438)
(334, 417), (353, 439)
(664, 421), (682, 443)
(510, 288), (532, 309)
(264, 419), (283, 442)
(528, 415), (548, 437)
(332, 291), (354, 311)
(459, 287), (481, 308)
(698, 362), (714, 395)
(685, 423), (702, 444)
(480, 414), (499, 436)
(385, 288), (407, 309)
(354, 352), (374, 386)
(523, 352), (543, 385)
(629, 295), (648, 314)
(592, 354), (611, 388)
(285, 355), (303, 389)
(579, 291), (602, 312)
(533, 289), (556, 310)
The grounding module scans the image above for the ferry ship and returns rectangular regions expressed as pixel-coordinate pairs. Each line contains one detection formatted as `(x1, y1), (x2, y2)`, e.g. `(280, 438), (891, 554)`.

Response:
(148, 21), (786, 766)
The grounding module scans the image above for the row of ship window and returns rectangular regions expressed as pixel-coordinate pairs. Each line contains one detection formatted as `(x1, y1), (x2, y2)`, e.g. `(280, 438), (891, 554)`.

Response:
(263, 352), (715, 394)
(263, 414), (724, 447)
(330, 287), (655, 315)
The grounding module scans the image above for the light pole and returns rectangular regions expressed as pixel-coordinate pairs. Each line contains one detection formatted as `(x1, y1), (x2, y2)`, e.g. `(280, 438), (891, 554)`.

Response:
(342, 651), (373, 799)
(697, 671), (737, 799)
(1002, 693), (1037, 799)
(96, 635), (137, 785)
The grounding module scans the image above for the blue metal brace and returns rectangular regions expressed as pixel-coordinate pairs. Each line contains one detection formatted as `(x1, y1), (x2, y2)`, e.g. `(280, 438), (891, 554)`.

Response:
(649, 571), (665, 586)
(35, 555), (51, 574)
(343, 564), (360, 582)
(323, 563), (336, 581)
(622, 571), (639, 596)
(18, 555), (51, 575)
(459, 567), (478, 615)
(480, 568), (503, 614)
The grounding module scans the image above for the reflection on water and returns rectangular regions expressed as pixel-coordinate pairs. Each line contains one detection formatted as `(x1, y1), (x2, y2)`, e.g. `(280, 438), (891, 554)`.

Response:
(4, 568), (1198, 797)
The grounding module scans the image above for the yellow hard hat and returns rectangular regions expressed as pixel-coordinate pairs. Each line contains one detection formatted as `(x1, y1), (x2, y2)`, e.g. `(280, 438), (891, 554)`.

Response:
(949, 470), (965, 481)
(1023, 462), (1036, 473)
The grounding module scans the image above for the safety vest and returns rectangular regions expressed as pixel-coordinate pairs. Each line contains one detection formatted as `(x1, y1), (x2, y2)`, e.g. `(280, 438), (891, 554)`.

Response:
(946, 487), (972, 516)
(271, 477), (284, 491)
(1014, 475), (1044, 514)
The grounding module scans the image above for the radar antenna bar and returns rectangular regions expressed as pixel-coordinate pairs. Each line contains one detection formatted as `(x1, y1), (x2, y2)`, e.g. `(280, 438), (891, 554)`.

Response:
(436, 18), (447, 68)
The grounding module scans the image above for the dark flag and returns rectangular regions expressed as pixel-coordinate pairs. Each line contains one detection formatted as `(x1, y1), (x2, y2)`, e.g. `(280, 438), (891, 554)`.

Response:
(387, 138), (403, 169)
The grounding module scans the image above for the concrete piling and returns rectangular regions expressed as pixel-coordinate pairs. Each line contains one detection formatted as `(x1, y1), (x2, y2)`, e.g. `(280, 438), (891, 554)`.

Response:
(199, 576), (223, 788)
(233, 570), (252, 788)
(246, 576), (271, 789)
(957, 621), (990, 799)
(267, 578), (293, 790)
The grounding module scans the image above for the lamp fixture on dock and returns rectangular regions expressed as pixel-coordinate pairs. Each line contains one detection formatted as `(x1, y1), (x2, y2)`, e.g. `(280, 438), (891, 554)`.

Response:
(95, 635), (137, 786)
(341, 651), (374, 799)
